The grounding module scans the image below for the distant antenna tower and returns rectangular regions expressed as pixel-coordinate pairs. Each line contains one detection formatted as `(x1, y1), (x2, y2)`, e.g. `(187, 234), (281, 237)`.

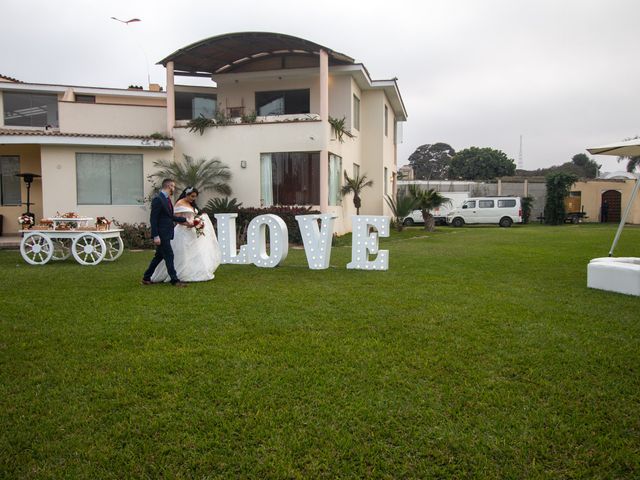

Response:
(518, 135), (524, 170)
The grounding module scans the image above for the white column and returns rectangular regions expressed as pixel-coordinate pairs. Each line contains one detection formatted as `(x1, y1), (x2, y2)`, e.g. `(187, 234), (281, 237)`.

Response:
(319, 49), (330, 212)
(166, 61), (175, 135)
(319, 50), (329, 122)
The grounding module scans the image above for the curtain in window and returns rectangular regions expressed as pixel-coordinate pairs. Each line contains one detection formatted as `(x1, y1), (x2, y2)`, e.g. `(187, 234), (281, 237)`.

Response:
(260, 153), (273, 207)
(77, 153), (111, 204)
(76, 153), (143, 205)
(0, 156), (21, 205)
(329, 154), (342, 206)
(111, 154), (143, 205)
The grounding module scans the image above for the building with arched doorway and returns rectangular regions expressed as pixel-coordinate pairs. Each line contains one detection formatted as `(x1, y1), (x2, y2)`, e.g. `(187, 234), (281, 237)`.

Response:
(569, 178), (640, 224)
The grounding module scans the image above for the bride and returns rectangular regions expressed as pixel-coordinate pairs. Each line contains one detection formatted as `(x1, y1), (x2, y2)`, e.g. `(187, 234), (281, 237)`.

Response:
(150, 186), (221, 282)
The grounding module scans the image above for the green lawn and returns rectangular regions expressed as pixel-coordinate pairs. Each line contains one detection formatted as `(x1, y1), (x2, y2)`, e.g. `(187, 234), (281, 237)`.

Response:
(1, 224), (639, 478)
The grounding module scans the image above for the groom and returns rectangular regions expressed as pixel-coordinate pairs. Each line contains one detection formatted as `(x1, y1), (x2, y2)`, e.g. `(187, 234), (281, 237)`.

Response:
(142, 178), (191, 287)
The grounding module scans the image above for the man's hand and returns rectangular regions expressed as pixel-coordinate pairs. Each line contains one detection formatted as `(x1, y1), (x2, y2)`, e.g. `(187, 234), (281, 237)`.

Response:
(153, 236), (161, 246)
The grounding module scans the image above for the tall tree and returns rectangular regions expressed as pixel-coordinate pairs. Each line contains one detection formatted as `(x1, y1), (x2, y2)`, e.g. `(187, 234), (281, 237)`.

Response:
(449, 147), (516, 180)
(571, 153), (600, 178)
(544, 172), (578, 225)
(408, 143), (455, 180)
(408, 185), (450, 232)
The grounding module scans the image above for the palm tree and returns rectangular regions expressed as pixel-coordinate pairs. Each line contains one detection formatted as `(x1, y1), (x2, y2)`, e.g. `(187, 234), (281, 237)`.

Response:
(341, 171), (373, 215)
(619, 136), (640, 173)
(150, 154), (232, 196)
(384, 194), (417, 232)
(625, 156), (640, 173)
(409, 185), (450, 232)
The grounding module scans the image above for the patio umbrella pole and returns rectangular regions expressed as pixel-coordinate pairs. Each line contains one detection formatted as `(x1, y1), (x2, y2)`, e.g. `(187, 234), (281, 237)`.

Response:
(608, 173), (640, 256)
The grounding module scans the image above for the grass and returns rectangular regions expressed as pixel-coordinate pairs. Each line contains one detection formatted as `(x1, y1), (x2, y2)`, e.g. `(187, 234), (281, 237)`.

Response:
(1, 224), (639, 478)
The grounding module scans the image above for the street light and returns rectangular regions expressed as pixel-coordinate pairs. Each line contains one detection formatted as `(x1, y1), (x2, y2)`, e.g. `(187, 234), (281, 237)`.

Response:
(15, 172), (41, 220)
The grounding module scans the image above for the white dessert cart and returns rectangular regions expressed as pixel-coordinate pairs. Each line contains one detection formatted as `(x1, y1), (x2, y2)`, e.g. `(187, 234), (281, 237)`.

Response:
(20, 217), (124, 266)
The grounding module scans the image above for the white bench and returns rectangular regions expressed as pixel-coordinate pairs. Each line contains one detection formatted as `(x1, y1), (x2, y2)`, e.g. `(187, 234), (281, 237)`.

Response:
(587, 257), (640, 296)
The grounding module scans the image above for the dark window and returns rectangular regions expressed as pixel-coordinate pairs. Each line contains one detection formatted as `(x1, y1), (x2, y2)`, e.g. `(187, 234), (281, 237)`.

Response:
(479, 200), (495, 208)
(267, 152), (319, 205)
(353, 94), (360, 131)
(255, 89), (310, 116)
(3, 92), (59, 127)
(75, 95), (95, 104)
(384, 105), (388, 136)
(498, 199), (516, 208)
(175, 92), (217, 120)
(0, 156), (21, 205)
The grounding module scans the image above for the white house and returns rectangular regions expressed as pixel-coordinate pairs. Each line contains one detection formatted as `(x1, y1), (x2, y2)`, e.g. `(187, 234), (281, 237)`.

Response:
(0, 32), (407, 235)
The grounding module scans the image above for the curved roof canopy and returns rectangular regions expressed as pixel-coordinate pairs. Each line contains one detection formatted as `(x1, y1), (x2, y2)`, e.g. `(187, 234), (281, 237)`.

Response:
(159, 32), (355, 77)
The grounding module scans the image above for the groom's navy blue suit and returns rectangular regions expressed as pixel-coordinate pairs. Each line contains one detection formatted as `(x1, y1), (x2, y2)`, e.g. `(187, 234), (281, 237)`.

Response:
(143, 192), (187, 284)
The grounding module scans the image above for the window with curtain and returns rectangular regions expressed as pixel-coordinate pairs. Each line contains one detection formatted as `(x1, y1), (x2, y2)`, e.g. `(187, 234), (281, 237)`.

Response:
(3, 92), (59, 128)
(0, 156), (21, 205)
(329, 154), (342, 206)
(76, 153), (143, 205)
(260, 152), (319, 206)
(353, 94), (360, 131)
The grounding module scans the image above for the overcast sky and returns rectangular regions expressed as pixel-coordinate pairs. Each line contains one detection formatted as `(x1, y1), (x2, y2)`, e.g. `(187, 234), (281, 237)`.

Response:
(2, 0), (638, 172)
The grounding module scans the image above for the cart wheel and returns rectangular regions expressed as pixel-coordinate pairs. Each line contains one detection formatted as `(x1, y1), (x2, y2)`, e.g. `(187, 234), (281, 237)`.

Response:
(102, 236), (124, 262)
(72, 233), (106, 265)
(51, 239), (72, 261)
(20, 233), (54, 265)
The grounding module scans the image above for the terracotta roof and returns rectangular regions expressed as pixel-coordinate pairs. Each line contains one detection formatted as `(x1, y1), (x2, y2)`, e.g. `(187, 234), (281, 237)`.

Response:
(0, 128), (172, 140)
(159, 31), (354, 76)
(0, 74), (22, 83)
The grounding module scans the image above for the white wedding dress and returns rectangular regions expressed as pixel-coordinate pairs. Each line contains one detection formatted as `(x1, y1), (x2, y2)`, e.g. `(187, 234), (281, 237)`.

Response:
(150, 206), (222, 282)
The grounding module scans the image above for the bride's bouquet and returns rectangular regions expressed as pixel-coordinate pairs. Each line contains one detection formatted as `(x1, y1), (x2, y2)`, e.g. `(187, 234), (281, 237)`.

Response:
(193, 215), (205, 237)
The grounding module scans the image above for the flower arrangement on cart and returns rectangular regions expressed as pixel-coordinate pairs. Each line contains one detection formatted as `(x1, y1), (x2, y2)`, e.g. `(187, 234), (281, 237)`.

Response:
(18, 212), (124, 266)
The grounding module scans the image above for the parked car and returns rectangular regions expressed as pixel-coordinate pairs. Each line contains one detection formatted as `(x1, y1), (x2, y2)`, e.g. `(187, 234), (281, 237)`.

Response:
(402, 192), (469, 226)
(447, 196), (522, 227)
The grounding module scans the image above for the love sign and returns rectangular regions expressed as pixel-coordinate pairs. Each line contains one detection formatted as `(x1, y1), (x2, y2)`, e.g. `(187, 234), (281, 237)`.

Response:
(214, 214), (390, 271)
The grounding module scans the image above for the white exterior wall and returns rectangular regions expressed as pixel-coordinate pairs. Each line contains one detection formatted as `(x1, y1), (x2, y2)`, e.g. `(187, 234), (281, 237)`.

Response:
(172, 120), (325, 203)
(215, 73), (320, 115)
(39, 145), (173, 224)
(59, 102), (167, 137)
(359, 90), (384, 216)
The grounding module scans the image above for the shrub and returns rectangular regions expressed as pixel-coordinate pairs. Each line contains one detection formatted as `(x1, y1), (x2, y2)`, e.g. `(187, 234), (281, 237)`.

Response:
(204, 197), (243, 215)
(521, 196), (534, 224)
(113, 221), (154, 249)
(223, 206), (321, 245)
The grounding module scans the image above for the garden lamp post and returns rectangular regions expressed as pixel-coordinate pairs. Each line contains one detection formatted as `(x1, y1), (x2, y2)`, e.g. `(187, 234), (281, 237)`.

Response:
(16, 172), (41, 219)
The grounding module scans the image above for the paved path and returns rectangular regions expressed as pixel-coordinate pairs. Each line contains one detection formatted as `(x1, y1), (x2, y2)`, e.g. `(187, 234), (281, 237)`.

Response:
(0, 236), (20, 249)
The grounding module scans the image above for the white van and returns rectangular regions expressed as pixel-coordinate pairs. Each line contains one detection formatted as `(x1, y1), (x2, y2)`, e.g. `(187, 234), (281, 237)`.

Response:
(402, 192), (469, 226)
(447, 197), (522, 227)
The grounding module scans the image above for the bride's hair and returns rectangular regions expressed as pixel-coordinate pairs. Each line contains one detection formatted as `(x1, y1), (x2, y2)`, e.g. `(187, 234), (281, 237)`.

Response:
(177, 186), (200, 213)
